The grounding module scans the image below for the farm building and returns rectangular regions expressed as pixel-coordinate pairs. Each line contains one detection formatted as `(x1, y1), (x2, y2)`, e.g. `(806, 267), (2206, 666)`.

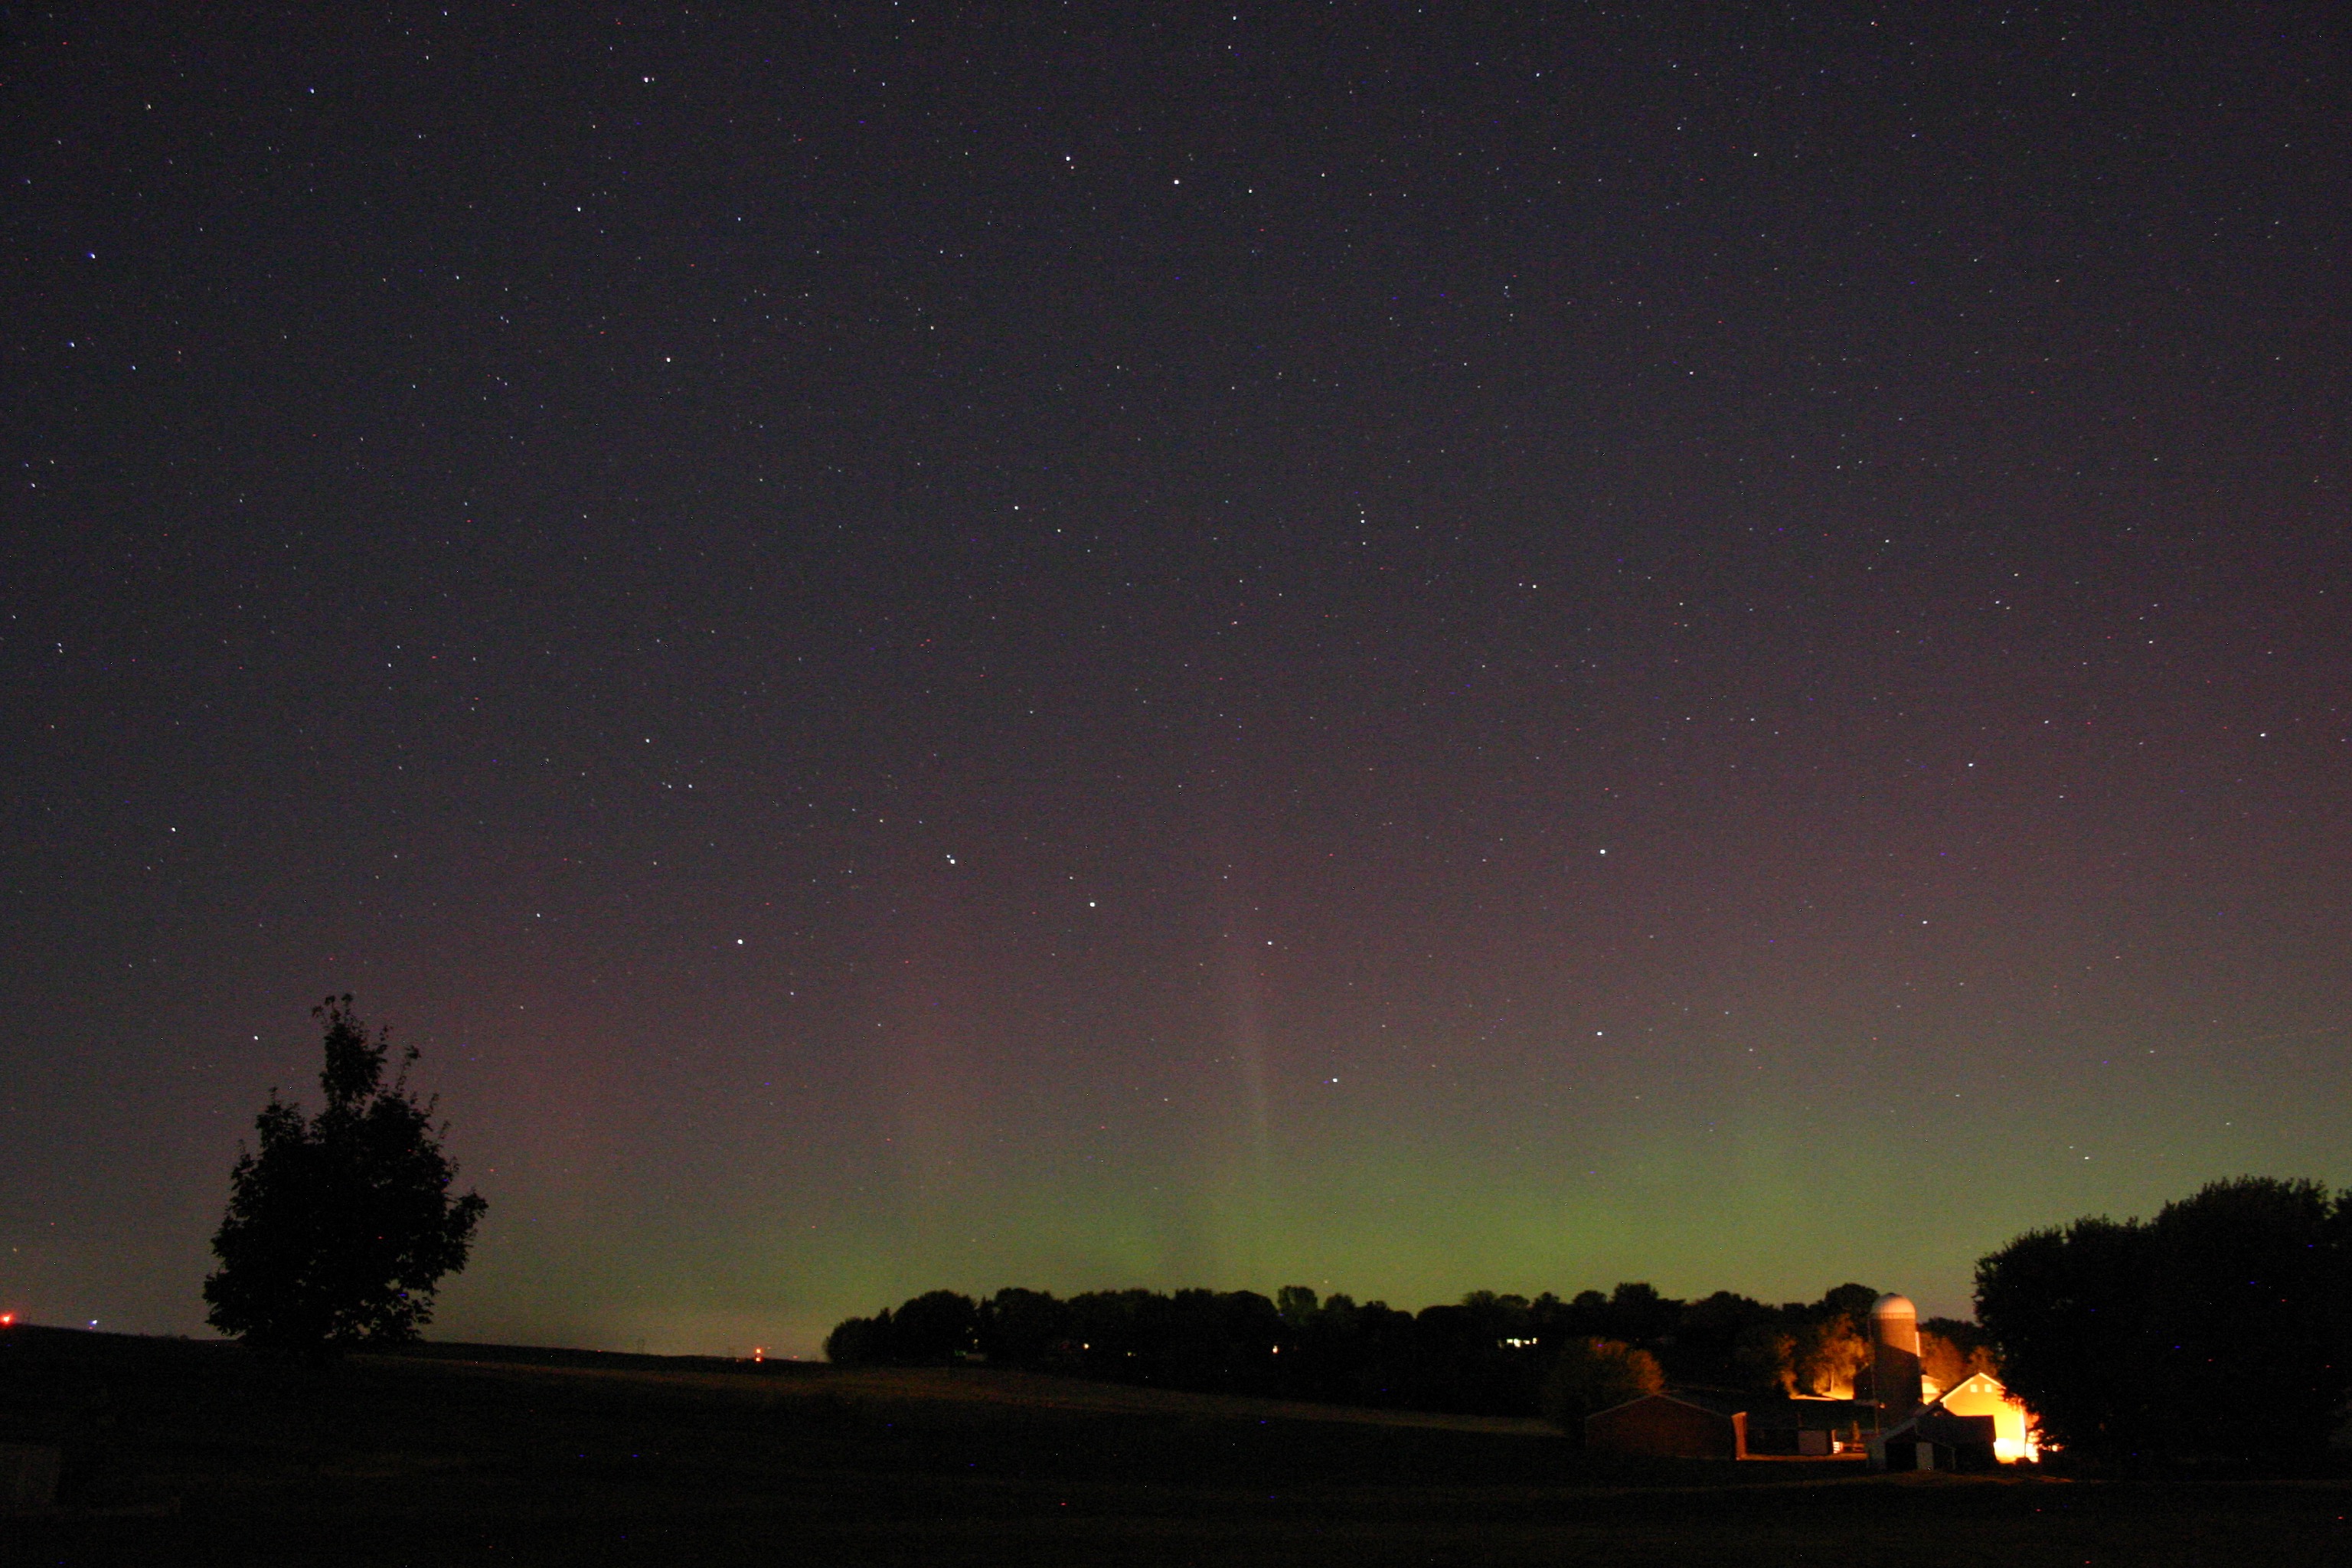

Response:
(1740, 1396), (1868, 1457)
(1870, 1406), (2000, 1472)
(1928, 1370), (2040, 1462)
(1583, 1392), (1748, 1459)
(1860, 1294), (2040, 1468)
(1586, 1292), (2039, 1466)
(1867, 1371), (2040, 1469)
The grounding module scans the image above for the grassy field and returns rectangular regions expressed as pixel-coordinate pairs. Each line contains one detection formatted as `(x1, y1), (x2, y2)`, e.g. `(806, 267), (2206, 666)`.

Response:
(2, 1325), (2345, 1566)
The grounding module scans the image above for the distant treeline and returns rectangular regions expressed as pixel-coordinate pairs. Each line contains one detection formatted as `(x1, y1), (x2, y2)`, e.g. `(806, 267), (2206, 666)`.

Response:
(825, 1279), (1988, 1422)
(831, 1177), (2352, 1468)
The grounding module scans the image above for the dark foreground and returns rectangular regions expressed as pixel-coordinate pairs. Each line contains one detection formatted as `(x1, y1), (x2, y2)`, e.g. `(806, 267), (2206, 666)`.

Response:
(3, 1326), (2345, 1566)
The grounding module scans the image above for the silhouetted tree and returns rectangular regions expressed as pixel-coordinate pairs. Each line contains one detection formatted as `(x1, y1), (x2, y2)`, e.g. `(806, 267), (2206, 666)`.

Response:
(1343, 1299), (1420, 1405)
(1668, 1291), (1781, 1387)
(978, 1286), (1070, 1366)
(204, 997), (487, 1351)
(1154, 1289), (1282, 1392)
(1733, 1323), (1798, 1393)
(1064, 1288), (1161, 1379)
(1403, 1298), (1540, 1414)
(1540, 1337), (1664, 1434)
(1975, 1214), (2156, 1460)
(2141, 1178), (2352, 1461)
(1602, 1282), (1680, 1343)
(1816, 1282), (1880, 1321)
(1976, 1178), (2352, 1465)
(890, 1290), (981, 1363)
(1919, 1317), (1997, 1393)
(1788, 1285), (1877, 1397)
(824, 1309), (892, 1365)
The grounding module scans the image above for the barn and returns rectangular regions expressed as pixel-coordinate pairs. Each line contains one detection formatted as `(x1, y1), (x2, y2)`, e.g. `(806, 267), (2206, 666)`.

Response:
(1864, 1371), (2038, 1468)
(1584, 1392), (1748, 1460)
(1927, 1370), (2040, 1462)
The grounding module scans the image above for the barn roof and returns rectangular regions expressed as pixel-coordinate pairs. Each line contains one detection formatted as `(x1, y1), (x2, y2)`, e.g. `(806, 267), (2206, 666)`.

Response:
(1586, 1390), (1740, 1422)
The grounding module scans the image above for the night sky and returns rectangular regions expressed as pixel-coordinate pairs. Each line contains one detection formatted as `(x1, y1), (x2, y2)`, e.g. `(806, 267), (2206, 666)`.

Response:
(5, 5), (2346, 1357)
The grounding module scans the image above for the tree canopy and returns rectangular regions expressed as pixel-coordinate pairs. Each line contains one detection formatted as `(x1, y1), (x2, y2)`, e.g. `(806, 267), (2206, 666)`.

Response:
(1539, 1337), (1664, 1429)
(1975, 1176), (2352, 1465)
(204, 996), (488, 1351)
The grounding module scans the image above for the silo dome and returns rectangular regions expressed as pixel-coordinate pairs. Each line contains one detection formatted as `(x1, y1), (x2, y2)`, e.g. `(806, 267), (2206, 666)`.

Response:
(1870, 1292), (1917, 1321)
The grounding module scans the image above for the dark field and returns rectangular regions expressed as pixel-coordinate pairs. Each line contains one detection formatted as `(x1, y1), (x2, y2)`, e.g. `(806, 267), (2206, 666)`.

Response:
(3, 1326), (2344, 1566)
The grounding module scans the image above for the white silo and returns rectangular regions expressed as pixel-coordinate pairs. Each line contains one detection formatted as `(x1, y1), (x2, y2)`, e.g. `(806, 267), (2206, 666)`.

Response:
(1870, 1292), (1924, 1423)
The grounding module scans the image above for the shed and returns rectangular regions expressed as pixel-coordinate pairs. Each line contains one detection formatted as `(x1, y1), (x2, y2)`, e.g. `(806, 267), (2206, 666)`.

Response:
(1740, 1396), (1867, 1457)
(1586, 1393), (1748, 1460)
(1870, 1410), (1998, 1472)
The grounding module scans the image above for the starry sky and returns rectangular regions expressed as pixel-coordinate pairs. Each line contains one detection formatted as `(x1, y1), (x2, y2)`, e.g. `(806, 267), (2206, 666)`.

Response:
(4, 5), (2346, 1357)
